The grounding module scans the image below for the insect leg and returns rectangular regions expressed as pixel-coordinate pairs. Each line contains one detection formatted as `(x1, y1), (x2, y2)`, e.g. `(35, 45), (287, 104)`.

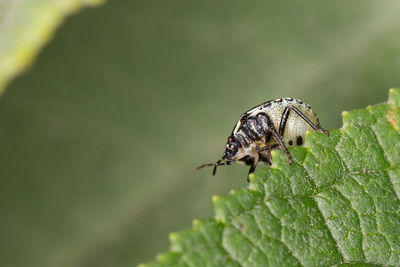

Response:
(260, 150), (272, 166)
(259, 144), (279, 165)
(290, 106), (329, 136)
(269, 122), (293, 165)
(278, 107), (290, 136)
(247, 153), (259, 182)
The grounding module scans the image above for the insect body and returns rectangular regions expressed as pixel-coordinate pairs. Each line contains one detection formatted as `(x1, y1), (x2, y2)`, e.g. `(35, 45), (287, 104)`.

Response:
(197, 97), (329, 182)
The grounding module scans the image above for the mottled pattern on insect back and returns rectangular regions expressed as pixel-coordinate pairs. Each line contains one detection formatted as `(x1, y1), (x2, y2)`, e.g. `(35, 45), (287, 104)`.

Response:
(197, 97), (329, 181)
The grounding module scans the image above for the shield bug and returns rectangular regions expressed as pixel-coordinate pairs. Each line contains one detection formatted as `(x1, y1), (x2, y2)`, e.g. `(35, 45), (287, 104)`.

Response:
(197, 97), (329, 182)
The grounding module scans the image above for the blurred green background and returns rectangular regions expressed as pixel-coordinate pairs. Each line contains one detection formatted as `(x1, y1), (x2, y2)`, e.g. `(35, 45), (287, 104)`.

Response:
(1, 1), (400, 266)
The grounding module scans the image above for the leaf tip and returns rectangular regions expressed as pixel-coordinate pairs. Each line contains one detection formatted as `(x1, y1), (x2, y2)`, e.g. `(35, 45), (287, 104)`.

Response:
(155, 252), (172, 262)
(169, 232), (178, 242)
(192, 219), (200, 227)
(248, 173), (256, 181)
(389, 88), (400, 108)
(212, 195), (220, 203)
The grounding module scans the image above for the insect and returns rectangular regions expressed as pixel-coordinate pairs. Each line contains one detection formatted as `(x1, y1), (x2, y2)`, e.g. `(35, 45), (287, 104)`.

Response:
(197, 97), (329, 182)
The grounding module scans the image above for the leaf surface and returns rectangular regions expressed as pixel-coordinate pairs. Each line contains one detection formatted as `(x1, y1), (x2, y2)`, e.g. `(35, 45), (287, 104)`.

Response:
(140, 89), (400, 267)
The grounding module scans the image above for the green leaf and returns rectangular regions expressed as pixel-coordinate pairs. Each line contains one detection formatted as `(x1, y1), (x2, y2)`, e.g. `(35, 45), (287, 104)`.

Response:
(0, 0), (104, 94)
(140, 88), (400, 267)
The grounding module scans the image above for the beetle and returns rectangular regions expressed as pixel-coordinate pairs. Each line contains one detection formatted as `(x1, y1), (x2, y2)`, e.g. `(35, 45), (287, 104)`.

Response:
(197, 97), (329, 182)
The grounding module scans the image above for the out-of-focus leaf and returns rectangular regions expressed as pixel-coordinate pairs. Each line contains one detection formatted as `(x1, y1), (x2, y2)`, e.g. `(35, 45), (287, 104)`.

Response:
(140, 89), (400, 266)
(0, 0), (103, 93)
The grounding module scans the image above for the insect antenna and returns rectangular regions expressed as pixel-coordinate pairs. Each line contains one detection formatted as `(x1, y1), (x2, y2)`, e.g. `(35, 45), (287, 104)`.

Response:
(196, 159), (226, 176)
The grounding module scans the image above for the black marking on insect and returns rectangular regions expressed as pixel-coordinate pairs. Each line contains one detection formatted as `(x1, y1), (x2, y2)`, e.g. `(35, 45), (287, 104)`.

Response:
(197, 98), (329, 182)
(296, 136), (303, 146)
(263, 102), (272, 108)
